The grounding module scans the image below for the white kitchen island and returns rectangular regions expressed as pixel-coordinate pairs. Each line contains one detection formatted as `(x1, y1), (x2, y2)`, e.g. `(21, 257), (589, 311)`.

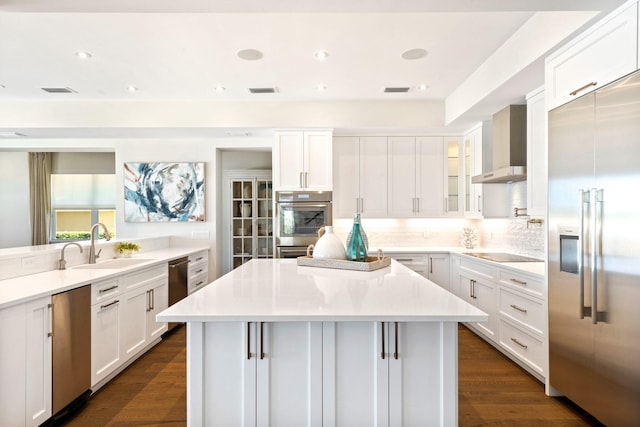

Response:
(157, 259), (487, 427)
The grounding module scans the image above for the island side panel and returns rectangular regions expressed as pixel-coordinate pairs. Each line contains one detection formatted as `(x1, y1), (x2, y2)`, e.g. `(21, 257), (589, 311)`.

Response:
(442, 322), (458, 427)
(186, 322), (204, 427)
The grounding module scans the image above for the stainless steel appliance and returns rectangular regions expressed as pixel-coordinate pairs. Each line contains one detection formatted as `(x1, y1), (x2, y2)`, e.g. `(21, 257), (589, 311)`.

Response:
(51, 285), (91, 420)
(168, 256), (189, 331)
(548, 69), (640, 426)
(275, 191), (332, 258)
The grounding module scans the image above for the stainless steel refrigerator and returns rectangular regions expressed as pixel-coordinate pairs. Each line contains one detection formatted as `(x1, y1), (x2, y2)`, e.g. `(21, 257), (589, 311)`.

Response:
(548, 69), (640, 426)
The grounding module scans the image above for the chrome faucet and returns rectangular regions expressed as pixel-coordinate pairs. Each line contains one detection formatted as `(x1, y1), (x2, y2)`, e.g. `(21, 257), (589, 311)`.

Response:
(89, 222), (112, 264)
(58, 242), (83, 270)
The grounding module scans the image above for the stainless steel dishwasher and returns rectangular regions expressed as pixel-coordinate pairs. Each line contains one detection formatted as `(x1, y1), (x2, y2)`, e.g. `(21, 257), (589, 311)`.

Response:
(51, 285), (91, 421)
(168, 256), (189, 331)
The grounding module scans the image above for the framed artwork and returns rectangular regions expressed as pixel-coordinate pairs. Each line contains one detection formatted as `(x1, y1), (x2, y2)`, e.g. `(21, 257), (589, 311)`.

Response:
(124, 162), (205, 222)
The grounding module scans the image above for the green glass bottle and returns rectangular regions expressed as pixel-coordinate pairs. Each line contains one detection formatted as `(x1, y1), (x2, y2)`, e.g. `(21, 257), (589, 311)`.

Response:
(346, 213), (367, 262)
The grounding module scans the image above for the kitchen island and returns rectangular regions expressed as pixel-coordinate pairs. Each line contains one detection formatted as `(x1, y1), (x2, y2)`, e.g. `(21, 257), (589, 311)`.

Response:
(157, 259), (487, 427)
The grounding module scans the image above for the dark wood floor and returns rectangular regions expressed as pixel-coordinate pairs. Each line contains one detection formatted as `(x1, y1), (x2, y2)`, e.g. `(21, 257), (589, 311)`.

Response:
(63, 324), (601, 426)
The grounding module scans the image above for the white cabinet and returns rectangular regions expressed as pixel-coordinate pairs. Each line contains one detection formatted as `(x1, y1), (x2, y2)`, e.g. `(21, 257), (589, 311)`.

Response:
(333, 136), (388, 218)
(464, 126), (483, 218)
(274, 131), (332, 191)
(388, 137), (444, 217)
(121, 265), (168, 362)
(526, 86), (547, 218)
(200, 321), (322, 427)
(25, 297), (52, 426)
(458, 260), (498, 340)
(390, 253), (450, 290)
(452, 255), (547, 380)
(225, 172), (273, 272)
(445, 137), (464, 216)
(188, 250), (209, 294)
(322, 321), (455, 427)
(0, 296), (52, 427)
(545, 1), (638, 110)
(91, 277), (122, 387)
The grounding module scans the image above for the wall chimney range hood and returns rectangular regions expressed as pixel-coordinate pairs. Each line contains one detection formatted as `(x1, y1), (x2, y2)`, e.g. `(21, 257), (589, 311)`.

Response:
(472, 104), (527, 184)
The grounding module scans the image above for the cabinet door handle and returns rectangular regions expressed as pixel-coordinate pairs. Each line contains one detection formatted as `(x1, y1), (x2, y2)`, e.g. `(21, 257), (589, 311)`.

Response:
(510, 304), (527, 314)
(260, 322), (265, 359)
(569, 81), (597, 96)
(304, 172), (308, 189)
(150, 289), (154, 310)
(416, 198), (419, 213)
(394, 322), (399, 360)
(47, 303), (53, 338)
(100, 299), (120, 310)
(247, 322), (252, 360)
(429, 257), (433, 274)
(510, 278), (527, 286)
(299, 172), (303, 189)
(99, 285), (118, 294)
(510, 337), (528, 349)
(360, 198), (364, 213)
(478, 195), (482, 212)
(380, 322), (385, 360)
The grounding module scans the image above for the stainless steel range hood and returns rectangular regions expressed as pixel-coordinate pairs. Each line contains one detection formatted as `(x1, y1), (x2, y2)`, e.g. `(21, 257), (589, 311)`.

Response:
(472, 104), (527, 184)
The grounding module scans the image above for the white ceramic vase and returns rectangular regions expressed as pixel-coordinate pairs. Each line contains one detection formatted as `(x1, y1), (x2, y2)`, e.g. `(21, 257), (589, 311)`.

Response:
(311, 226), (346, 260)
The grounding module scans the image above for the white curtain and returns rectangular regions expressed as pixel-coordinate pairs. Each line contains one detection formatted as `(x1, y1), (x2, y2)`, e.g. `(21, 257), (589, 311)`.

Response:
(29, 152), (52, 245)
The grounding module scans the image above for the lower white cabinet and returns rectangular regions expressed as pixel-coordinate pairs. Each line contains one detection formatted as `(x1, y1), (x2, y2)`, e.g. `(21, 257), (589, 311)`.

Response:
(322, 321), (450, 427)
(121, 277), (168, 360)
(451, 254), (547, 380)
(91, 278), (123, 386)
(188, 250), (209, 293)
(92, 265), (168, 388)
(201, 321), (322, 427)
(390, 253), (450, 290)
(0, 296), (52, 427)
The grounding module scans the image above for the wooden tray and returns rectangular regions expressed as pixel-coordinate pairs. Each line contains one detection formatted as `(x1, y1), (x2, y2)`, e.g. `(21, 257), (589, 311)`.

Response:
(297, 253), (391, 272)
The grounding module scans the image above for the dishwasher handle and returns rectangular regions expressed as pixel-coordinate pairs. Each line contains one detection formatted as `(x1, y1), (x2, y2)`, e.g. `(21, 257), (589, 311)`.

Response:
(169, 259), (191, 268)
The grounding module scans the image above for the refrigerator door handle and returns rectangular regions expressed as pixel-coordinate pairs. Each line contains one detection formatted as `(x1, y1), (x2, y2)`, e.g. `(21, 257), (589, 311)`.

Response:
(592, 189), (604, 324)
(579, 189), (591, 319)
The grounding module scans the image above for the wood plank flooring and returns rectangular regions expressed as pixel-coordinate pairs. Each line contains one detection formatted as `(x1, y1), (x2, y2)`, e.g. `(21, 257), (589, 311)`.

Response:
(62, 324), (602, 426)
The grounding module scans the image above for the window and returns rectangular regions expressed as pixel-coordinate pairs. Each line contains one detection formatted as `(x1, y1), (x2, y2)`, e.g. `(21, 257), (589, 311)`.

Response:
(50, 174), (116, 241)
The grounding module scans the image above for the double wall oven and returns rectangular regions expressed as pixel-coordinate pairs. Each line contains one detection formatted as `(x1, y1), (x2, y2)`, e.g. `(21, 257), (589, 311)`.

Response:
(275, 191), (332, 258)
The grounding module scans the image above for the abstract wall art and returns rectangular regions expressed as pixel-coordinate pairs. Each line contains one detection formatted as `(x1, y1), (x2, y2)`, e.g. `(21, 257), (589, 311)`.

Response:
(124, 162), (205, 222)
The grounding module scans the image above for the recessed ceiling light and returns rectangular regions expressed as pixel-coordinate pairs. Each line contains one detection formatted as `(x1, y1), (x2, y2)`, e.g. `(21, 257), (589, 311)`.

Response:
(214, 85), (226, 92)
(127, 85), (138, 92)
(314, 50), (329, 60)
(402, 48), (428, 60)
(237, 49), (264, 61)
(76, 51), (92, 59)
(418, 84), (429, 91)
(316, 84), (327, 92)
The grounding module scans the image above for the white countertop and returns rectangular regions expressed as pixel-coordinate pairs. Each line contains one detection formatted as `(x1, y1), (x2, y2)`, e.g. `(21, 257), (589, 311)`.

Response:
(157, 259), (488, 323)
(0, 247), (207, 310)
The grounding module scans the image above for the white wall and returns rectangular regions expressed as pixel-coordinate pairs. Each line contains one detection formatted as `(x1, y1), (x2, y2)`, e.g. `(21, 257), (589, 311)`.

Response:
(0, 152), (31, 248)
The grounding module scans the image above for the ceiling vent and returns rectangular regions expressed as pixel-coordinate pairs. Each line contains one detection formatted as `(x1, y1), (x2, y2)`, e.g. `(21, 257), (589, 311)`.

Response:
(249, 87), (278, 94)
(41, 87), (76, 94)
(384, 87), (411, 93)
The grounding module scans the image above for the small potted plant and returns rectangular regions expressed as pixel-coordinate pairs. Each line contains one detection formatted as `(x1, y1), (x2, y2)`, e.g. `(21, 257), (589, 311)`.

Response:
(115, 242), (140, 258)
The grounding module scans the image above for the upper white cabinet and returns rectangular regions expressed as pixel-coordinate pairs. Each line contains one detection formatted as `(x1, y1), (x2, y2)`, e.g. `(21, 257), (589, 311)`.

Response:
(273, 130), (333, 191)
(545, 1), (638, 110)
(388, 137), (444, 217)
(463, 126), (483, 218)
(445, 137), (464, 217)
(526, 87), (547, 218)
(333, 136), (388, 218)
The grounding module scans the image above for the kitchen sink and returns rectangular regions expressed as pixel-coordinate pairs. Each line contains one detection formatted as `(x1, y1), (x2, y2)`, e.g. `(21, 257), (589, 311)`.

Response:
(73, 258), (154, 270)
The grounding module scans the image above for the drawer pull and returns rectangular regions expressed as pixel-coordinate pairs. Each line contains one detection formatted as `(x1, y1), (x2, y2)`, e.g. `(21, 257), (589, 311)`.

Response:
(195, 281), (204, 287)
(510, 278), (527, 286)
(98, 285), (118, 293)
(569, 81), (597, 96)
(100, 300), (120, 310)
(510, 304), (528, 314)
(395, 258), (413, 262)
(195, 257), (204, 262)
(195, 269), (204, 274)
(510, 337), (528, 349)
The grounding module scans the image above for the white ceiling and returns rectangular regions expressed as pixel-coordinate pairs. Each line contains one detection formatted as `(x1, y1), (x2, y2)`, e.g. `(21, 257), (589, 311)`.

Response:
(0, 0), (627, 137)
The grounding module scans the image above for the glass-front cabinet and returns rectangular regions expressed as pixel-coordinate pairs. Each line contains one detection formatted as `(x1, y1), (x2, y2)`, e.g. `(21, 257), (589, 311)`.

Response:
(227, 171), (273, 271)
(445, 137), (463, 216)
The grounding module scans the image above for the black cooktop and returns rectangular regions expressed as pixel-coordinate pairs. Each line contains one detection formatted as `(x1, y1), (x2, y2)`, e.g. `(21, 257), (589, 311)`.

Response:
(462, 252), (543, 263)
